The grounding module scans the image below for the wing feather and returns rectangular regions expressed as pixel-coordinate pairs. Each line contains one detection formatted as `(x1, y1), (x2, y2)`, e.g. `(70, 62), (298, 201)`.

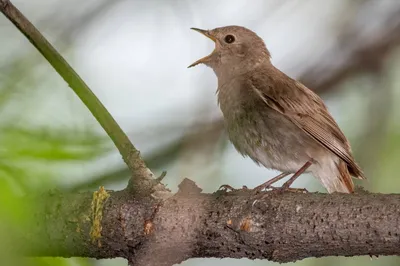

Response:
(248, 69), (365, 179)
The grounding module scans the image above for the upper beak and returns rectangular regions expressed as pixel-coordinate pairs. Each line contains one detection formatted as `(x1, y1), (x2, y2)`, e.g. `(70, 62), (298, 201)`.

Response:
(188, 28), (216, 68)
(190, 28), (216, 42)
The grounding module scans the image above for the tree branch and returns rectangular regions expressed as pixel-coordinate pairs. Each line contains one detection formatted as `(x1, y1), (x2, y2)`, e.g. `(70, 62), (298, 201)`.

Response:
(21, 180), (400, 266)
(0, 0), (163, 194)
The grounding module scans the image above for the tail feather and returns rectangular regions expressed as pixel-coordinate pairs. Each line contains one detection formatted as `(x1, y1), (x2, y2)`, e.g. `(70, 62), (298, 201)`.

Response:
(316, 158), (355, 193)
(315, 155), (361, 193)
(348, 160), (366, 180)
(336, 160), (354, 193)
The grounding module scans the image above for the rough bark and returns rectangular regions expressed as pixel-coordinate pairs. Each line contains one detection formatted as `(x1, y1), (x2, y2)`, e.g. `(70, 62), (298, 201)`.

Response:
(21, 179), (400, 266)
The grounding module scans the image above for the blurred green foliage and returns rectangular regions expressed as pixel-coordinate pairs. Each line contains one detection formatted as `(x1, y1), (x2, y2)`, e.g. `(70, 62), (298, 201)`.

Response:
(0, 45), (111, 266)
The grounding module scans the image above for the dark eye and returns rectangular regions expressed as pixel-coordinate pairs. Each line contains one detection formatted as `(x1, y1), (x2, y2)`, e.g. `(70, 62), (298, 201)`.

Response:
(224, 34), (235, 44)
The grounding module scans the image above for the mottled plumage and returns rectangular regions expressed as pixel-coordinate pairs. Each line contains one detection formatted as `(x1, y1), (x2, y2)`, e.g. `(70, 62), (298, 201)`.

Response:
(189, 25), (365, 193)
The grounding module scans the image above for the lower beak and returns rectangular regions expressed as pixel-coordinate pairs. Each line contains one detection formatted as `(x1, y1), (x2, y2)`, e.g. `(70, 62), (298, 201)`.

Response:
(188, 28), (216, 68)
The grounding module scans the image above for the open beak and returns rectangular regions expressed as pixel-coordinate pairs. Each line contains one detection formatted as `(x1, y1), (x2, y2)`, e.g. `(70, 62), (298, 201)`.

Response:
(188, 28), (216, 68)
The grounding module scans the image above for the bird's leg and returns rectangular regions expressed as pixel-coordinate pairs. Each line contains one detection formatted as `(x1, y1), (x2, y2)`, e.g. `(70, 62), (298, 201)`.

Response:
(279, 159), (314, 192)
(219, 160), (314, 193)
(253, 172), (290, 192)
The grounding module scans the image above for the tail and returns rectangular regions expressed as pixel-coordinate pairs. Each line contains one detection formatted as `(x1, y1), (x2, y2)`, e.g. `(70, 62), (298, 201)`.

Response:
(335, 160), (355, 193)
(316, 160), (355, 193)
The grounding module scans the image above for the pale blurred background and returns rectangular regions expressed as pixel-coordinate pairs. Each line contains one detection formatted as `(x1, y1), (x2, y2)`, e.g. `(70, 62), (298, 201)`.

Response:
(1, 0), (400, 265)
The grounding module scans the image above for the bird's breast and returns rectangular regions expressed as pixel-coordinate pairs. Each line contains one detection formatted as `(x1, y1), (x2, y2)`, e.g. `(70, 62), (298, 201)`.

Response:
(217, 83), (318, 172)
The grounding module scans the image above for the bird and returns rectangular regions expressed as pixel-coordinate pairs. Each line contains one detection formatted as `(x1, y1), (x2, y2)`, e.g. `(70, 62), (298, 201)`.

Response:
(188, 25), (365, 193)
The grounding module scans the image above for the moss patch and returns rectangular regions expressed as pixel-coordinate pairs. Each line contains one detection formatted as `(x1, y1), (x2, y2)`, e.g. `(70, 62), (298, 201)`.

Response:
(90, 186), (110, 247)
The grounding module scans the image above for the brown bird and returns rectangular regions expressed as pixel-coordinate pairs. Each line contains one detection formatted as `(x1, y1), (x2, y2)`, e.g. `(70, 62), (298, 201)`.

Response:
(188, 25), (365, 193)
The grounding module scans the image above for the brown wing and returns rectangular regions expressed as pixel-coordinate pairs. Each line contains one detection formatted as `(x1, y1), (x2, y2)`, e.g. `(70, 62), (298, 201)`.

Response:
(248, 68), (365, 179)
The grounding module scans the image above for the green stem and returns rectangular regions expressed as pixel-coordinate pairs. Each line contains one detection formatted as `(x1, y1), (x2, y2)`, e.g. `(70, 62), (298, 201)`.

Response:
(0, 0), (153, 182)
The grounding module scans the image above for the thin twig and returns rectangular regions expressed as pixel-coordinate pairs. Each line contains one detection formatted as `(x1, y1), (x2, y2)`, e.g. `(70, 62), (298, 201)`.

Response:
(0, 0), (158, 191)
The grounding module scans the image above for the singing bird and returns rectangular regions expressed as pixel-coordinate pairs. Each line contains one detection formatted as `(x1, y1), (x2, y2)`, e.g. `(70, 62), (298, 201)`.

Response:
(188, 26), (365, 193)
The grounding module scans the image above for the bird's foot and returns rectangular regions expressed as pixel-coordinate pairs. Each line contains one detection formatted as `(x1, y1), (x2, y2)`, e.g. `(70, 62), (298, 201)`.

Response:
(253, 183), (272, 193)
(253, 184), (267, 193)
(218, 184), (249, 192)
(252, 185), (308, 195)
(271, 185), (309, 194)
(252, 172), (291, 194)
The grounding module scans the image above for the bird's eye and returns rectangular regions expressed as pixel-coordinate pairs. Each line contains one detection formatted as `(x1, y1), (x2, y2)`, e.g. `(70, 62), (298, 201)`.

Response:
(224, 34), (235, 44)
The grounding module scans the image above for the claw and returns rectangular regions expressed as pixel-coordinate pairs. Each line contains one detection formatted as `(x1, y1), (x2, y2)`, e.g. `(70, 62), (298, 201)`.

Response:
(218, 184), (237, 192)
(218, 184), (249, 192)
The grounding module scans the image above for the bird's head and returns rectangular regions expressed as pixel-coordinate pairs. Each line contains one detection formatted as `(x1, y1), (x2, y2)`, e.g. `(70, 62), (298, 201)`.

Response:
(188, 25), (271, 77)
